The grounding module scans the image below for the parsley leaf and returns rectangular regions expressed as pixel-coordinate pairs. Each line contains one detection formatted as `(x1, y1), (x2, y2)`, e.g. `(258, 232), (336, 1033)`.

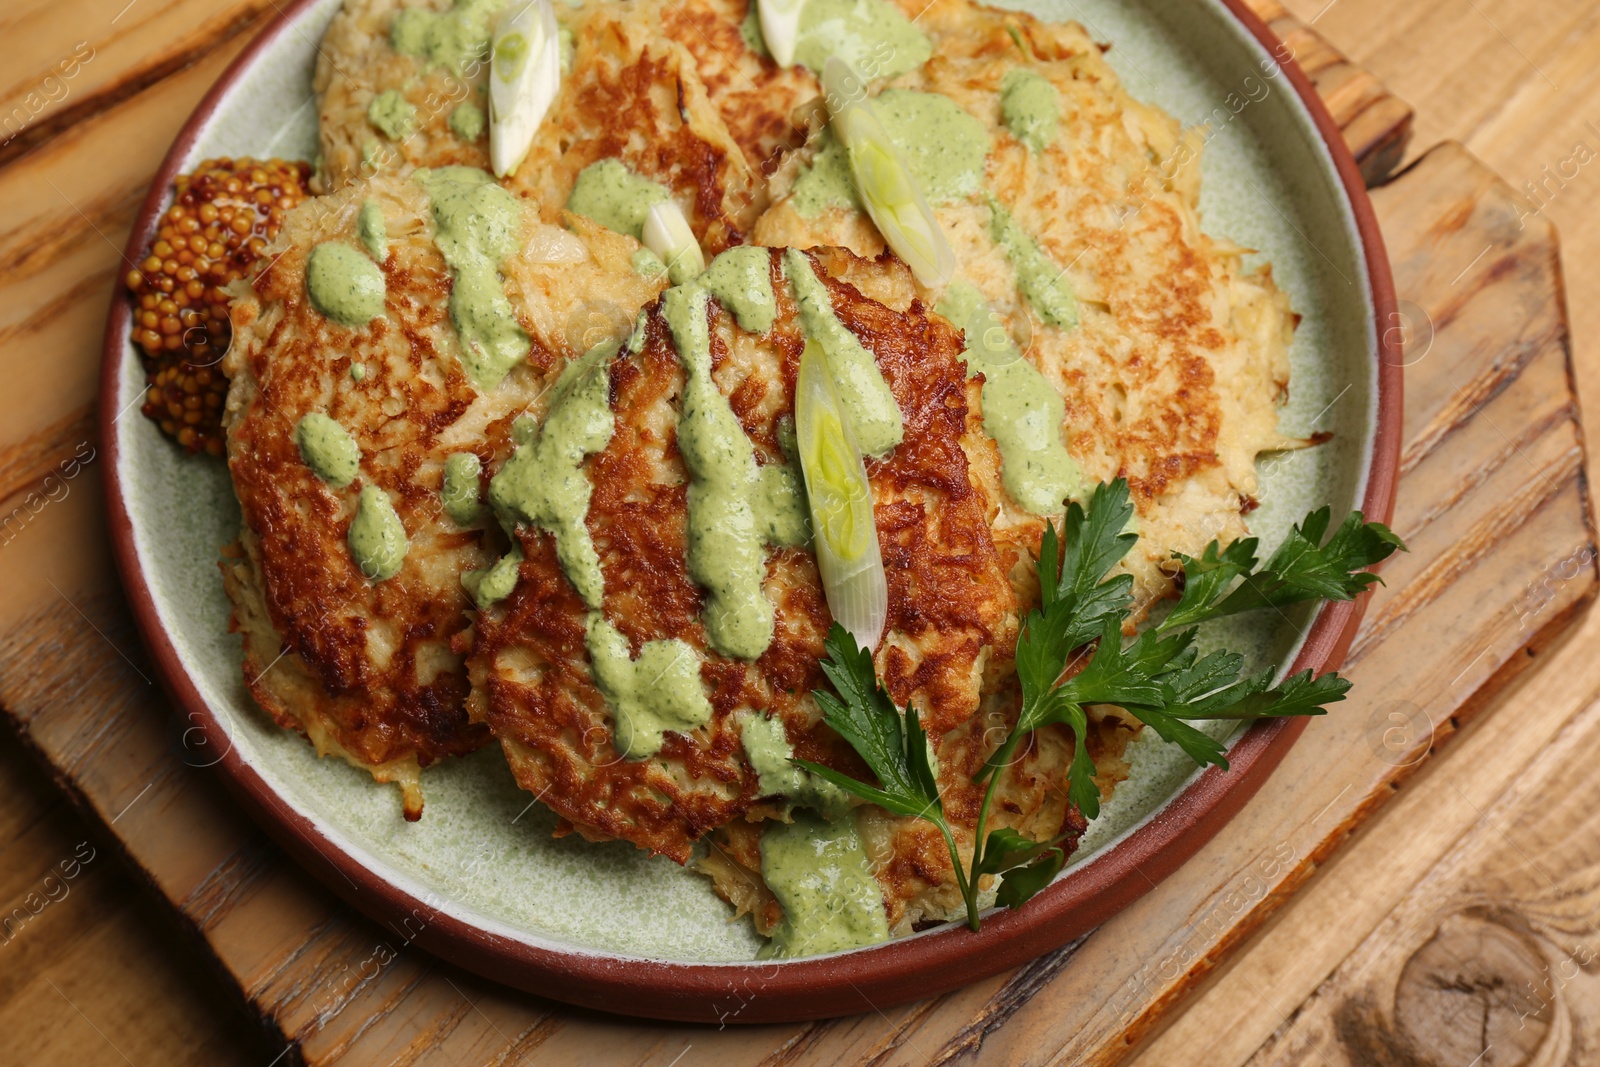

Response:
(1172, 666), (1351, 721)
(975, 826), (1060, 877)
(991, 482), (1140, 785)
(1047, 696), (1105, 820)
(976, 829), (1069, 911)
(1161, 538), (1258, 631)
(795, 480), (1402, 932)
(1122, 706), (1231, 769)
(1055, 618), (1187, 710)
(1046, 481), (1138, 647)
(794, 624), (943, 822)
(1163, 509), (1404, 629)
(994, 849), (1066, 909)
(793, 624), (983, 929)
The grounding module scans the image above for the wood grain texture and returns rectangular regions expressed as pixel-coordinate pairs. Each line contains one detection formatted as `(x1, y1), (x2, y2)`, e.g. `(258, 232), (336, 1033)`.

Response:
(0, 0), (273, 168)
(1240, 0), (1414, 183)
(0, 1), (1587, 1065)
(1247, 690), (1600, 1067)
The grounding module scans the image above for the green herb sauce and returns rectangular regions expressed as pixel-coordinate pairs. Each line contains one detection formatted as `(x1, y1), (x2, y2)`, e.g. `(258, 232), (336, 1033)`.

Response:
(295, 413), (361, 488)
(756, 463), (809, 547)
(585, 612), (712, 759)
(739, 3), (769, 57)
(361, 138), (388, 172)
(441, 452), (483, 525)
(999, 68), (1059, 153)
(390, 0), (505, 73)
(414, 167), (531, 390)
(631, 247), (666, 279)
(306, 242), (386, 328)
(936, 281), (1082, 514)
(793, 0), (930, 80)
(565, 159), (670, 242)
(627, 310), (649, 354)
(792, 90), (990, 217)
(759, 811), (890, 959)
(486, 344), (616, 608)
(348, 486), (408, 581)
(783, 250), (902, 457)
(663, 284), (777, 660)
(367, 90), (417, 140)
(701, 246), (777, 335)
(988, 196), (1078, 329)
(665, 246), (702, 288)
(741, 713), (852, 818)
(449, 100), (485, 141)
(462, 544), (521, 607)
(357, 200), (388, 261)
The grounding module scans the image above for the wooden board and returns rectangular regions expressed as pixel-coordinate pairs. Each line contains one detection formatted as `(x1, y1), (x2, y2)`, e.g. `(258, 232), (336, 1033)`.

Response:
(2, 1), (1588, 1065)
(1244, 693), (1600, 1066)
(1237, 0), (1414, 184)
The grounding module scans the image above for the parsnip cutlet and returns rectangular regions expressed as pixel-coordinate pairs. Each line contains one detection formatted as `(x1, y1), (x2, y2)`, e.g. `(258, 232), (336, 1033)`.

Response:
(314, 0), (762, 248)
(312, 0), (498, 189)
(657, 0), (821, 177)
(661, 0), (995, 180)
(467, 247), (1018, 861)
(755, 26), (1303, 618)
(221, 170), (662, 818)
(512, 3), (763, 252)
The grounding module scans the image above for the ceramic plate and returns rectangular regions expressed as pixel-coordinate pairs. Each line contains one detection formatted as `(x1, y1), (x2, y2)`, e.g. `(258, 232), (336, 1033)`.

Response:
(102, 0), (1401, 1023)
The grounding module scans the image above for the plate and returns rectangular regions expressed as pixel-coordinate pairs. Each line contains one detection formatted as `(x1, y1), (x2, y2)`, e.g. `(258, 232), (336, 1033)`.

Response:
(100, 0), (1401, 1023)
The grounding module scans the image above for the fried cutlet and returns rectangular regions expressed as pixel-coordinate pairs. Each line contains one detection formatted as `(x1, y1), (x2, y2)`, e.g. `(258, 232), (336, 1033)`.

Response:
(755, 16), (1304, 619)
(314, 0), (762, 248)
(221, 170), (663, 818)
(657, 0), (822, 178)
(467, 247), (1019, 862)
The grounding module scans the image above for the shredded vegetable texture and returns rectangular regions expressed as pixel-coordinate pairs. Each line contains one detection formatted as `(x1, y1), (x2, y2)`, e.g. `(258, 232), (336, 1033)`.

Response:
(820, 58), (956, 288)
(796, 480), (1404, 930)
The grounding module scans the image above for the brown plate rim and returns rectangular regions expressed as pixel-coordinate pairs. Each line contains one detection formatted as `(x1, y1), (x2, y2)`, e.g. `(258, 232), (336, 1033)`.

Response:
(98, 0), (1403, 1025)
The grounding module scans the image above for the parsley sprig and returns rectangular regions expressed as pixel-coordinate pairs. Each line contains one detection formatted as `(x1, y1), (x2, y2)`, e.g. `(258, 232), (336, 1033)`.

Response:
(794, 480), (1403, 931)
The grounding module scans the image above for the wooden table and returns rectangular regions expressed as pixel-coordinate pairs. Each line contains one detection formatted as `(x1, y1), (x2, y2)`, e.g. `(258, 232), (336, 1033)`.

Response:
(3, 1), (1599, 1064)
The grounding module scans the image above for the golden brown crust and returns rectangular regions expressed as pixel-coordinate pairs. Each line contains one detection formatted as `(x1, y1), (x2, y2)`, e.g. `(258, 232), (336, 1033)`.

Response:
(224, 187), (495, 801)
(312, 0), (489, 190)
(222, 173), (663, 816)
(754, 27), (1303, 622)
(657, 0), (821, 179)
(471, 248), (1018, 861)
(508, 7), (762, 251)
(695, 818), (782, 934)
(314, 0), (761, 247)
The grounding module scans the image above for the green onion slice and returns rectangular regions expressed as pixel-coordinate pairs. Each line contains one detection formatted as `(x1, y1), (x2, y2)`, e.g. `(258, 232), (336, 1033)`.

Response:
(641, 201), (705, 286)
(758, 0), (806, 68)
(821, 57), (955, 288)
(795, 338), (887, 651)
(489, 0), (561, 179)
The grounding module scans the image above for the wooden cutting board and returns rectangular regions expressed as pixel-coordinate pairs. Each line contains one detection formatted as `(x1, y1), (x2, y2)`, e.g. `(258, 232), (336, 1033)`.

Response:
(0, 0), (1591, 1064)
